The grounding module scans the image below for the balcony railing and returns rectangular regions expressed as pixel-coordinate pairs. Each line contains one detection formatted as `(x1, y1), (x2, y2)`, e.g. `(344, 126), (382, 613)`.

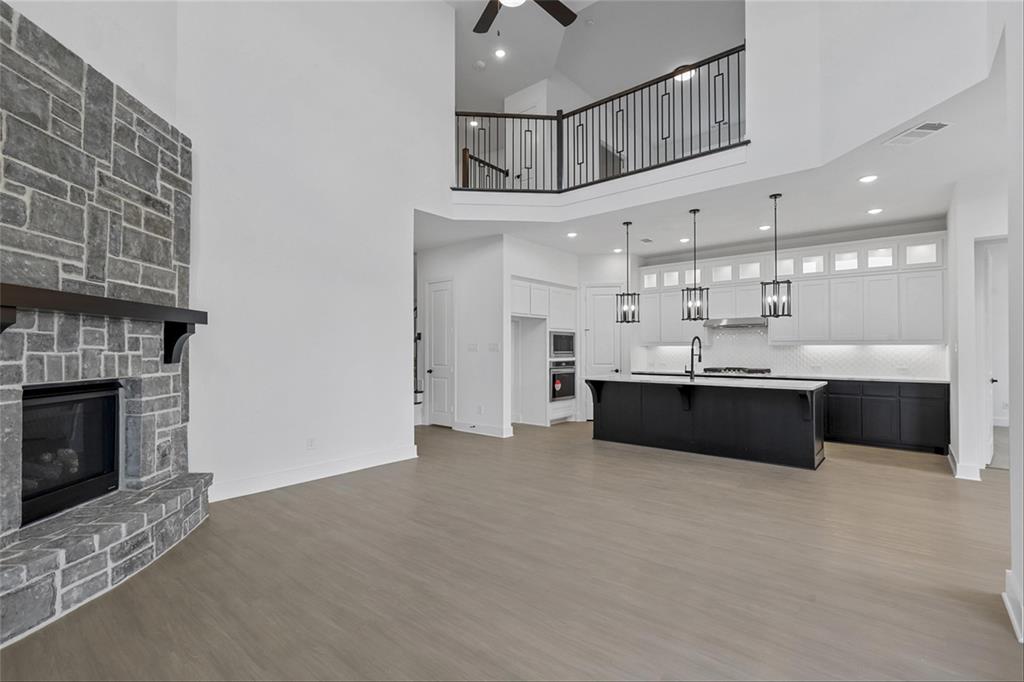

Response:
(455, 44), (747, 194)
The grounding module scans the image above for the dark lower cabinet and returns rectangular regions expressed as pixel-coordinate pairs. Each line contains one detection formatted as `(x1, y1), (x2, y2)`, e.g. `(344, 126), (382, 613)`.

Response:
(861, 397), (900, 444)
(827, 395), (862, 440)
(823, 381), (948, 453)
(899, 397), (948, 448)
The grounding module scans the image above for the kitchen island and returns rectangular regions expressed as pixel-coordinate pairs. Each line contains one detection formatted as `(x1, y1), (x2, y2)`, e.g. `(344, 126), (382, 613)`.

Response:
(585, 374), (827, 469)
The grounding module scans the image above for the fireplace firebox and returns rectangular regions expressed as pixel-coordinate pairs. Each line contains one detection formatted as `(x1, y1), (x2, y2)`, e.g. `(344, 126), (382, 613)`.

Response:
(21, 381), (121, 525)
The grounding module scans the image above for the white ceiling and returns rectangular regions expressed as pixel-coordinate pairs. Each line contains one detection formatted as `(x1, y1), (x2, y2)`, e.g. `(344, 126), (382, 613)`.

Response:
(417, 63), (1006, 259)
(453, 0), (745, 111)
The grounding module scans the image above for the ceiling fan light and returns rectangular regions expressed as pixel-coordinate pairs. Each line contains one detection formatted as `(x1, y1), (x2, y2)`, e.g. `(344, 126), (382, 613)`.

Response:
(500, 0), (526, 7)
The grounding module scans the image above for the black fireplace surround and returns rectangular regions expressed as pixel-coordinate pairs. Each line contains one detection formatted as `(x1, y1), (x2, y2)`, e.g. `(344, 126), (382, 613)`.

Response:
(21, 381), (121, 525)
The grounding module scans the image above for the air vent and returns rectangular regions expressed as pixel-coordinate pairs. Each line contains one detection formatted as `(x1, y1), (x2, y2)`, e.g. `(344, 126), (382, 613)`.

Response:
(883, 122), (949, 146)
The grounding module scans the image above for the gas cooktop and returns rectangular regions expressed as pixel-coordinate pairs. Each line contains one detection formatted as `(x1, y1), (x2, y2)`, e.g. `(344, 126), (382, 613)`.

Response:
(701, 367), (772, 375)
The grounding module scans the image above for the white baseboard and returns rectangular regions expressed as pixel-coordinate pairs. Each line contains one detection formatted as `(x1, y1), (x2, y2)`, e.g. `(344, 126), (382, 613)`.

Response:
(994, 416), (1010, 427)
(209, 443), (418, 502)
(1003, 570), (1024, 643)
(947, 446), (983, 481)
(453, 421), (513, 438)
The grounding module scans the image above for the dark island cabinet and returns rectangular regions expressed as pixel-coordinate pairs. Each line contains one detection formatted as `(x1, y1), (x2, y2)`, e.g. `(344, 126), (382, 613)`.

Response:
(823, 380), (948, 453)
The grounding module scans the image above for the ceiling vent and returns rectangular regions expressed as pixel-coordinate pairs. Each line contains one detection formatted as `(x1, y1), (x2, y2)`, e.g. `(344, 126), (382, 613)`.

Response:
(883, 122), (949, 146)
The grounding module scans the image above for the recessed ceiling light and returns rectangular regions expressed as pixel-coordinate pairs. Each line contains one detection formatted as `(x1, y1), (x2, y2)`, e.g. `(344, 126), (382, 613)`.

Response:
(469, 120), (479, 127)
(758, 224), (772, 231)
(494, 48), (507, 59)
(613, 248), (623, 253)
(674, 70), (694, 82)
(566, 232), (578, 238)
(859, 175), (878, 183)
(679, 237), (690, 243)
(500, 0), (526, 7)
(867, 208), (883, 215)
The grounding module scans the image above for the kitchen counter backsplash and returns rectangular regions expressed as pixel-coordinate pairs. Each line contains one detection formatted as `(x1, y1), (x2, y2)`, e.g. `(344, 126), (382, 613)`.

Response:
(635, 329), (949, 381)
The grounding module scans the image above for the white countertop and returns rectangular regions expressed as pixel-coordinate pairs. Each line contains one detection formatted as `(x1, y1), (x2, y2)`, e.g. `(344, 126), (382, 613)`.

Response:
(587, 374), (828, 391)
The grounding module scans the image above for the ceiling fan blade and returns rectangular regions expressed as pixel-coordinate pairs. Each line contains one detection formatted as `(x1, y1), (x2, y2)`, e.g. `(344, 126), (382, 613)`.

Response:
(534, 0), (577, 27)
(473, 0), (502, 33)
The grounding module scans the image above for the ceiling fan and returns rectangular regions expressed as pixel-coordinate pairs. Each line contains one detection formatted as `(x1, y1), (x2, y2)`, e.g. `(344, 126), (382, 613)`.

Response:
(473, 0), (578, 34)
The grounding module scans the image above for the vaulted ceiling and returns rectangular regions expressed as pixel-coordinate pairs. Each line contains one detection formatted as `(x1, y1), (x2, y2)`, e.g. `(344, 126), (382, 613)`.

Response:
(453, 0), (745, 111)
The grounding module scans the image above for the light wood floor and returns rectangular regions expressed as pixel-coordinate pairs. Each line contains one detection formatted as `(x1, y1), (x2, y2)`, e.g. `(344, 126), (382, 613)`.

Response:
(2, 423), (1021, 681)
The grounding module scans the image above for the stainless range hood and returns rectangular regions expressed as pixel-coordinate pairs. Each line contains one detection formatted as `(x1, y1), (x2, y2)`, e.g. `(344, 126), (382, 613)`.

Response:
(703, 317), (768, 329)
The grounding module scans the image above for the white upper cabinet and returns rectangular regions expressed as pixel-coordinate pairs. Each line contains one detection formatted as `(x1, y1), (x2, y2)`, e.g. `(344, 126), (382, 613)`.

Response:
(548, 288), (575, 331)
(863, 274), (899, 341)
(899, 271), (944, 342)
(708, 287), (736, 319)
(639, 293), (661, 344)
(866, 246), (896, 270)
(637, 231), (944, 345)
(734, 284), (763, 318)
(903, 240), (942, 268)
(829, 277), (864, 340)
(530, 284), (549, 316)
(796, 280), (830, 340)
(659, 291), (685, 343)
(832, 250), (860, 273)
(511, 280), (531, 315)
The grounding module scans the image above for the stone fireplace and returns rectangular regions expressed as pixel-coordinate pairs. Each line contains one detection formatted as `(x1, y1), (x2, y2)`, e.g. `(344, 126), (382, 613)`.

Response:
(0, 3), (211, 644)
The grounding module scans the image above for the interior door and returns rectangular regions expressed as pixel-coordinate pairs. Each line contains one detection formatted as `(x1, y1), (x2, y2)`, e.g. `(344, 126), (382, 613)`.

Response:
(427, 280), (454, 427)
(583, 285), (622, 420)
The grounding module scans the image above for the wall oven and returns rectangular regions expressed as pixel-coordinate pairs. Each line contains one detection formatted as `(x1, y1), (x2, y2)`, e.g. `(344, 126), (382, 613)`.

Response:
(550, 331), (575, 358)
(550, 360), (576, 402)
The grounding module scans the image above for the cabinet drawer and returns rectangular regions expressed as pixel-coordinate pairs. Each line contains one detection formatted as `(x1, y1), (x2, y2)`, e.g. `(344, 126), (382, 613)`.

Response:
(899, 383), (948, 399)
(827, 380), (862, 396)
(862, 382), (899, 397)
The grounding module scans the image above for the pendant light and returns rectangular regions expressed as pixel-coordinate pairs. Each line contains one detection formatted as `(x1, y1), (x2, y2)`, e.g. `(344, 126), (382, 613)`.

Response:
(615, 221), (639, 324)
(682, 208), (709, 321)
(761, 193), (792, 318)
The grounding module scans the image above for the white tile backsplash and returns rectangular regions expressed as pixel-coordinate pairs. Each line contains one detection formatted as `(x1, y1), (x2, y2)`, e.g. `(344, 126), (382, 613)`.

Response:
(636, 328), (949, 380)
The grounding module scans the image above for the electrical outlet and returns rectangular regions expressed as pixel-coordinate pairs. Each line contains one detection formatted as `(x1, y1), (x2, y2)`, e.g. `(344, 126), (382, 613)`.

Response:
(305, 438), (316, 451)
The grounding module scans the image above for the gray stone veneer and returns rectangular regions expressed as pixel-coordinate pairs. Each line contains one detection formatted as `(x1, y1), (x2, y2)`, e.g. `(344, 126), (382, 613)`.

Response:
(0, 3), (209, 644)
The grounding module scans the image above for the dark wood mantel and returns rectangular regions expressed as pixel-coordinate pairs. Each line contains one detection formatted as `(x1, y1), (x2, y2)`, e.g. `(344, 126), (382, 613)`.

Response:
(0, 283), (208, 363)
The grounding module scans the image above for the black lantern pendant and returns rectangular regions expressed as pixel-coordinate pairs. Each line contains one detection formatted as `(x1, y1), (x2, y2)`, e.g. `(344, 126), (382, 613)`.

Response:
(682, 208), (710, 321)
(615, 221), (640, 324)
(761, 193), (792, 318)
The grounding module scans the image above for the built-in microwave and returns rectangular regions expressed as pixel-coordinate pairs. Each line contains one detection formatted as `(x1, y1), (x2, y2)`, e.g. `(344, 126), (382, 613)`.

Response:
(550, 331), (575, 358)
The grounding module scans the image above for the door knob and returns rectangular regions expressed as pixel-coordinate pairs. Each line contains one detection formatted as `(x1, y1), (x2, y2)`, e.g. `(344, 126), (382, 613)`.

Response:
(991, 378), (998, 383)
(613, 369), (620, 373)
(427, 369), (433, 374)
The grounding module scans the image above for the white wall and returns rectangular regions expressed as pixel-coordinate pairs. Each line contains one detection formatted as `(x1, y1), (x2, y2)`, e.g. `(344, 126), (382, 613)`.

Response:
(416, 236), (506, 437)
(177, 1), (454, 500)
(10, 1), (179, 121)
(504, 235), (578, 287)
(946, 174), (1008, 480)
(817, 1), (990, 161)
(987, 0), (1023, 644)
